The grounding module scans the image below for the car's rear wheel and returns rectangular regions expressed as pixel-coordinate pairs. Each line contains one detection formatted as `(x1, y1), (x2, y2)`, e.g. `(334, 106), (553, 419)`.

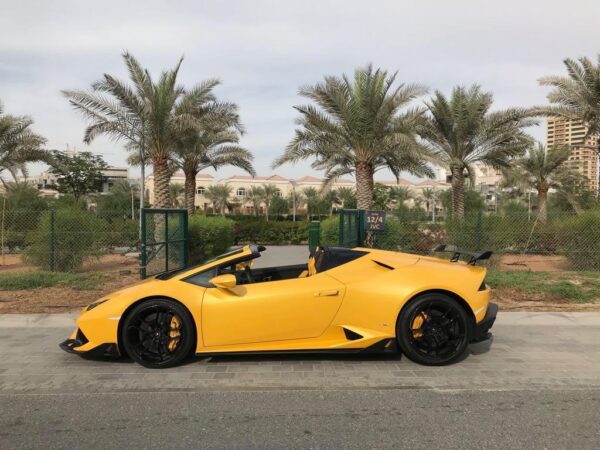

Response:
(396, 294), (471, 366)
(121, 299), (195, 368)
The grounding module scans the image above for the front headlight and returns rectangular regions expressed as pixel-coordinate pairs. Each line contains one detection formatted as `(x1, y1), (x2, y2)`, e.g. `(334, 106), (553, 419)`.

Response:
(86, 299), (108, 311)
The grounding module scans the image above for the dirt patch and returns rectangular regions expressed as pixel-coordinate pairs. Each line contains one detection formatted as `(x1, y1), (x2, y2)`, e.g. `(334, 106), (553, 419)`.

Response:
(0, 254), (139, 313)
(499, 254), (571, 272)
(1, 252), (599, 313)
(491, 288), (600, 312)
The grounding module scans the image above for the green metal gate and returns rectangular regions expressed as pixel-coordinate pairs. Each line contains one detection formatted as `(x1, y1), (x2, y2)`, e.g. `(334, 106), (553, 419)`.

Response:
(338, 209), (365, 247)
(140, 208), (188, 279)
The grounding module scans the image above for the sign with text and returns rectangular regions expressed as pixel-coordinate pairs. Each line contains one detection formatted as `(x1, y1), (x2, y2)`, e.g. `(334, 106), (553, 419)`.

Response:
(364, 210), (386, 231)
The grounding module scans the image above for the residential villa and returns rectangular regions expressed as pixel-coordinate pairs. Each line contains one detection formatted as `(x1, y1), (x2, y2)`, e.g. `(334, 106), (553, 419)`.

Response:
(145, 172), (450, 214)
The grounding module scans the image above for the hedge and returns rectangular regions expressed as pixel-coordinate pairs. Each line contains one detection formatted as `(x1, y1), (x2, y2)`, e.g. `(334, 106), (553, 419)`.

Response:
(557, 210), (600, 270)
(24, 207), (105, 272)
(319, 216), (339, 246)
(188, 215), (235, 264)
(234, 220), (308, 245)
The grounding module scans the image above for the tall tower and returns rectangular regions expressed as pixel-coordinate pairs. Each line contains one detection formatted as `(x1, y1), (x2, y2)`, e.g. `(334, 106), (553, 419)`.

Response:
(546, 117), (599, 193)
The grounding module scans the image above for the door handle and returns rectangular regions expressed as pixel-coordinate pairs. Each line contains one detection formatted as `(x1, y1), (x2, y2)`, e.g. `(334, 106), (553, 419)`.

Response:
(315, 290), (339, 297)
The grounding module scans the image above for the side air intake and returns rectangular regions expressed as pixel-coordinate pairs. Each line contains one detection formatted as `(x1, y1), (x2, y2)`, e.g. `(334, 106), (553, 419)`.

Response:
(343, 328), (363, 341)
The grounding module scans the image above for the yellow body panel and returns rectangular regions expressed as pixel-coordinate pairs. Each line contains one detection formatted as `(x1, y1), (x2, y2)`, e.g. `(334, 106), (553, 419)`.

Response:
(65, 245), (491, 356)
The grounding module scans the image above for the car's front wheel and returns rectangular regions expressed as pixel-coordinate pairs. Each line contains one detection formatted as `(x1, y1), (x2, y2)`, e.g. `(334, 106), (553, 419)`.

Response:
(396, 294), (471, 366)
(121, 299), (195, 368)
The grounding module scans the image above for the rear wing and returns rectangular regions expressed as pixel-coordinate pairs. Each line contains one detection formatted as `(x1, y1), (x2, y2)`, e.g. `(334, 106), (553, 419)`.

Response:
(433, 245), (492, 266)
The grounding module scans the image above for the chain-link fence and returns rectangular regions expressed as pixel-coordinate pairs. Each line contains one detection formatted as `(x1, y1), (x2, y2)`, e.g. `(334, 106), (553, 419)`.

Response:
(2, 206), (600, 274)
(1, 208), (139, 272)
(371, 210), (600, 271)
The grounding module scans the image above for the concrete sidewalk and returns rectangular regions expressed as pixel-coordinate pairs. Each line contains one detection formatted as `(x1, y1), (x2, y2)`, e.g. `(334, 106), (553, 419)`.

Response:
(1, 312), (600, 394)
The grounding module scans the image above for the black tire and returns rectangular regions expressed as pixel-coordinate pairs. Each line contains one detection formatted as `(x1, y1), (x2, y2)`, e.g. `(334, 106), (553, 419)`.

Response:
(121, 299), (196, 369)
(396, 294), (471, 366)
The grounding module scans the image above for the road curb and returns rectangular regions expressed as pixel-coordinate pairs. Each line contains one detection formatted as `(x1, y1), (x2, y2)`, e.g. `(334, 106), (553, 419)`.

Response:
(0, 314), (77, 328)
(1, 311), (600, 328)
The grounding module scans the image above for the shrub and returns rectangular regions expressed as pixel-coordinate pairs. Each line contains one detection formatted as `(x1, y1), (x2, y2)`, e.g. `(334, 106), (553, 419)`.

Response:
(188, 215), (235, 264)
(557, 211), (600, 270)
(373, 218), (420, 252)
(234, 220), (308, 245)
(104, 219), (139, 248)
(1, 184), (48, 251)
(24, 207), (106, 272)
(320, 216), (339, 246)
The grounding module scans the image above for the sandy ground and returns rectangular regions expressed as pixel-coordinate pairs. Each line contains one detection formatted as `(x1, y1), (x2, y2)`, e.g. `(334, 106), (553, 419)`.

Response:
(0, 254), (139, 313)
(1, 252), (599, 313)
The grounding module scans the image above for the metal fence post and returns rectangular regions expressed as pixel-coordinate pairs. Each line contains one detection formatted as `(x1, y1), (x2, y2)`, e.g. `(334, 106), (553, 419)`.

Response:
(308, 221), (321, 253)
(338, 209), (345, 246)
(182, 209), (189, 268)
(49, 209), (55, 272)
(358, 209), (366, 247)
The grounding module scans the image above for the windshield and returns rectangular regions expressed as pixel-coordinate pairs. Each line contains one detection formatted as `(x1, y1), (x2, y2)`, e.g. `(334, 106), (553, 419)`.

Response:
(155, 247), (245, 280)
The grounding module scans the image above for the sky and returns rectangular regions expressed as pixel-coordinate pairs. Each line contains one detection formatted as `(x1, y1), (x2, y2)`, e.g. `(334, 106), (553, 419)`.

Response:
(1, 0), (599, 182)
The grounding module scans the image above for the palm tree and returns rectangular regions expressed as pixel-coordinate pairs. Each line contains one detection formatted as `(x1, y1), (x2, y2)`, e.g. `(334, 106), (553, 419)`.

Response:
(173, 94), (255, 215)
(204, 184), (232, 216)
(63, 52), (216, 208)
(538, 55), (600, 147)
(303, 187), (325, 218)
(322, 189), (341, 216)
(273, 65), (433, 209)
(0, 102), (48, 185)
(169, 182), (184, 208)
(417, 85), (535, 218)
(175, 128), (255, 215)
(421, 187), (439, 222)
(336, 187), (356, 209)
(388, 186), (413, 208)
(245, 186), (264, 216)
(261, 184), (279, 221)
(511, 143), (573, 223)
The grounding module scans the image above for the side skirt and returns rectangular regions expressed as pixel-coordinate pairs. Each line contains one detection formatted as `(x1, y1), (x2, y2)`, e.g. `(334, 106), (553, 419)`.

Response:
(195, 338), (398, 358)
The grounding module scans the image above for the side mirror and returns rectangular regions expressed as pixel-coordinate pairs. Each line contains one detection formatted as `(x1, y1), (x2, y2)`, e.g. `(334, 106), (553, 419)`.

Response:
(209, 274), (237, 290)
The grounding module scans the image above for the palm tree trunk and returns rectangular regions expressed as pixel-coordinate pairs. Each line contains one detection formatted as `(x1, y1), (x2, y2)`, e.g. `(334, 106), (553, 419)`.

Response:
(265, 200), (270, 221)
(355, 161), (373, 210)
(538, 188), (548, 223)
(184, 170), (196, 216)
(152, 156), (171, 208)
(451, 165), (465, 219)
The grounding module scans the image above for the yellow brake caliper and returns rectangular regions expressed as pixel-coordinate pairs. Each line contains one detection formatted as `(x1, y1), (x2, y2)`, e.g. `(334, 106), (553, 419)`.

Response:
(411, 313), (426, 339)
(167, 315), (182, 352)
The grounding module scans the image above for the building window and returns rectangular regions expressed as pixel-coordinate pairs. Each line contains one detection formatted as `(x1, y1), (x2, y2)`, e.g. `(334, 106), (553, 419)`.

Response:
(196, 186), (205, 195)
(237, 187), (246, 197)
(275, 189), (282, 197)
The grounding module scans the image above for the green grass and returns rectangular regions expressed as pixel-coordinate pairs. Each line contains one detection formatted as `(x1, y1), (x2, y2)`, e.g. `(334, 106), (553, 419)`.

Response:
(486, 270), (600, 303)
(0, 271), (105, 291)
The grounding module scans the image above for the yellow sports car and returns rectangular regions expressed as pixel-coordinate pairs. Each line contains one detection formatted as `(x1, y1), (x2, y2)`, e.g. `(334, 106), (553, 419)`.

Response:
(60, 244), (497, 368)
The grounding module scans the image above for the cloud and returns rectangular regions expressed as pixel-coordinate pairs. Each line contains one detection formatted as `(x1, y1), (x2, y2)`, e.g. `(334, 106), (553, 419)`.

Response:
(1, 0), (598, 179)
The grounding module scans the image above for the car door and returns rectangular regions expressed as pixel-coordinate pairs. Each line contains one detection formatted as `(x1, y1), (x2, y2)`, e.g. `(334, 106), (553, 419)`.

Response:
(201, 272), (345, 347)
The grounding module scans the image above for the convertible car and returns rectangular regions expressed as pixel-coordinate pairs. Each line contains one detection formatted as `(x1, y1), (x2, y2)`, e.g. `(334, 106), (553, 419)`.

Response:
(60, 244), (497, 368)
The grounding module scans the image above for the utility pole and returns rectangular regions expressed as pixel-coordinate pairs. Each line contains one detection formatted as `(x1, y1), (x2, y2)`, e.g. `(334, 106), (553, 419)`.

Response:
(138, 117), (146, 244)
(290, 181), (297, 222)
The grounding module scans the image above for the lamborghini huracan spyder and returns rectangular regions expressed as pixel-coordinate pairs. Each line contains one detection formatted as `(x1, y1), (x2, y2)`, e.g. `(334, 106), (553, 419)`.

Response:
(60, 245), (497, 368)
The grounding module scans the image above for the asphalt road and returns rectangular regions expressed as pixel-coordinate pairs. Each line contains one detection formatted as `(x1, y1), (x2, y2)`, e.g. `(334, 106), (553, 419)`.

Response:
(2, 389), (600, 449)
(1, 312), (600, 449)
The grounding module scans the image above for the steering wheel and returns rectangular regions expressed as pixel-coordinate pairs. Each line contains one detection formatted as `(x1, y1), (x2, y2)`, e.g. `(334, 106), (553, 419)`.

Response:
(242, 266), (254, 284)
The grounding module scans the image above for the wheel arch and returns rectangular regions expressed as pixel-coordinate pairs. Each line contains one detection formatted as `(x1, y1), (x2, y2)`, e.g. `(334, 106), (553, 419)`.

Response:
(396, 289), (476, 333)
(117, 295), (198, 356)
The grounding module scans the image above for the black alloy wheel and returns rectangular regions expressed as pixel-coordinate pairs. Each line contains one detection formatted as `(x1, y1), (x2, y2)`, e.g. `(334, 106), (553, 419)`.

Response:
(121, 299), (195, 368)
(396, 294), (471, 366)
